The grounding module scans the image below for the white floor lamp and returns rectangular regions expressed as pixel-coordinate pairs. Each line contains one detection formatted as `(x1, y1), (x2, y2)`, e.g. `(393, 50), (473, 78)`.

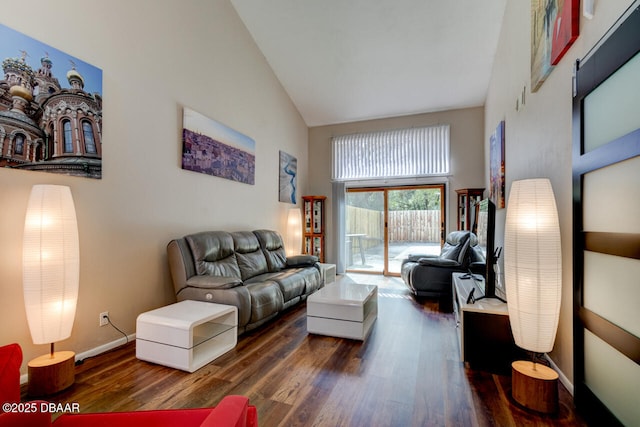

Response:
(504, 179), (562, 414)
(23, 185), (79, 396)
(286, 207), (302, 256)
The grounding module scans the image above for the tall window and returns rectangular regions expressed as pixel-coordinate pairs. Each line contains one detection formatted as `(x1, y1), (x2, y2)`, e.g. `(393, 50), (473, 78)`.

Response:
(82, 121), (96, 154)
(48, 124), (55, 158)
(63, 120), (73, 153)
(14, 134), (25, 155)
(332, 124), (450, 181)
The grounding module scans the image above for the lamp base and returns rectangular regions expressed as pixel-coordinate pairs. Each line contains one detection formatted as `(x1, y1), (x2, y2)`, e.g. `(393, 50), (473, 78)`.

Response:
(511, 360), (559, 414)
(28, 351), (75, 396)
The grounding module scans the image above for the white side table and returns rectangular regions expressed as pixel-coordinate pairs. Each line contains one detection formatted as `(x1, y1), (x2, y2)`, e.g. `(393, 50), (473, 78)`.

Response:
(136, 300), (237, 373)
(318, 263), (336, 285)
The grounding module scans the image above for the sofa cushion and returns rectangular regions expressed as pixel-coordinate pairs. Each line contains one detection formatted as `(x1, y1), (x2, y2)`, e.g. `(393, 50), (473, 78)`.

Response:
(186, 232), (241, 278)
(253, 229), (287, 272)
(246, 282), (283, 323)
(292, 266), (323, 295)
(439, 231), (471, 264)
(232, 232), (269, 281)
(246, 270), (304, 302)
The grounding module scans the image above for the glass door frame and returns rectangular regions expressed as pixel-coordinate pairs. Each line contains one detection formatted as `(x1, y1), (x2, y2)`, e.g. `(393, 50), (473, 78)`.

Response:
(345, 184), (446, 276)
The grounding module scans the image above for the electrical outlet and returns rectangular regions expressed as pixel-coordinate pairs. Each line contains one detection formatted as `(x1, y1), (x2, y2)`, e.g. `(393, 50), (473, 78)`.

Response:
(99, 311), (109, 327)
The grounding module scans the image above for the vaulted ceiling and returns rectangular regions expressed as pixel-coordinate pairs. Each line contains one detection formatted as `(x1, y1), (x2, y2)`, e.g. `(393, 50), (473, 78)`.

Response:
(231, 0), (508, 126)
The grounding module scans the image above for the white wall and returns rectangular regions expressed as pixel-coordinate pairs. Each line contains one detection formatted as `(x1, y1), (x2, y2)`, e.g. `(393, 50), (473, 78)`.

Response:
(485, 0), (635, 384)
(0, 0), (309, 372)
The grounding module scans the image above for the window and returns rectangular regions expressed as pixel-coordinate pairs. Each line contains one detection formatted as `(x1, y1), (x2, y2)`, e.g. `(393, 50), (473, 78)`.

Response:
(82, 121), (96, 154)
(14, 134), (24, 155)
(63, 120), (73, 153)
(332, 124), (450, 181)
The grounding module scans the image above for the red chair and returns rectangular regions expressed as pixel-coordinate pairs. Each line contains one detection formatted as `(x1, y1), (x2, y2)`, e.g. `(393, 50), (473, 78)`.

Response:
(0, 343), (257, 427)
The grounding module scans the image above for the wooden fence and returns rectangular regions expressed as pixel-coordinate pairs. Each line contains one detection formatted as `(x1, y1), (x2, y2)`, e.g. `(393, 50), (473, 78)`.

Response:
(346, 206), (441, 248)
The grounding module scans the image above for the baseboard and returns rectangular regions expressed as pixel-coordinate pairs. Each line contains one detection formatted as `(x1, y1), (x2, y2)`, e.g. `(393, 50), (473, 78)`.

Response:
(545, 354), (574, 396)
(20, 333), (136, 385)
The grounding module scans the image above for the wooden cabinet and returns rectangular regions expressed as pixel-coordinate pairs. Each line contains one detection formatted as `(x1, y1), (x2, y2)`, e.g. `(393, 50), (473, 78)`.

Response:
(456, 188), (484, 231)
(452, 273), (523, 373)
(302, 196), (326, 262)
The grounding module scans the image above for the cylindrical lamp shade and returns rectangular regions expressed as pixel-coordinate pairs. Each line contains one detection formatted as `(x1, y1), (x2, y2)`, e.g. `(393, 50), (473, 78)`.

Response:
(23, 185), (79, 345)
(286, 207), (302, 256)
(504, 179), (561, 353)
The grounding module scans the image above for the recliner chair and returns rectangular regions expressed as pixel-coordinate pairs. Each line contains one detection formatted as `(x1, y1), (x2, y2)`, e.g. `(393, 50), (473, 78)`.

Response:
(400, 230), (483, 311)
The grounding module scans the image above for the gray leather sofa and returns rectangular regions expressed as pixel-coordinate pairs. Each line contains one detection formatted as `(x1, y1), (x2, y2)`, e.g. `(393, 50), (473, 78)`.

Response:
(167, 229), (323, 334)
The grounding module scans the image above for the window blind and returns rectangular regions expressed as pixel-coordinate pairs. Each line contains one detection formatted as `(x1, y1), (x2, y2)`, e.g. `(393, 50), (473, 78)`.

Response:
(331, 124), (450, 181)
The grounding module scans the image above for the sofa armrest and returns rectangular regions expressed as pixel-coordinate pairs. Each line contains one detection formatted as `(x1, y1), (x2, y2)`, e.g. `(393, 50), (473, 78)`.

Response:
(186, 275), (243, 290)
(405, 254), (438, 263)
(285, 254), (318, 268)
(0, 343), (22, 405)
(201, 395), (257, 427)
(418, 257), (460, 267)
(53, 396), (257, 427)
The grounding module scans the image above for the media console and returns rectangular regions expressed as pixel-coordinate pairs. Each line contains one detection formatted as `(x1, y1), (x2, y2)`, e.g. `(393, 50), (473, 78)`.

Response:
(452, 272), (523, 373)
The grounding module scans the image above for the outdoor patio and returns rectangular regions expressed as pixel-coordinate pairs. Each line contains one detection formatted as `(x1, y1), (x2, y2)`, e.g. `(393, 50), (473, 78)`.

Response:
(346, 241), (441, 274)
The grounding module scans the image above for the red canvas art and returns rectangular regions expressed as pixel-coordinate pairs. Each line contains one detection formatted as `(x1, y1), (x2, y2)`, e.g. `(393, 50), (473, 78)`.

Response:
(550, 0), (579, 65)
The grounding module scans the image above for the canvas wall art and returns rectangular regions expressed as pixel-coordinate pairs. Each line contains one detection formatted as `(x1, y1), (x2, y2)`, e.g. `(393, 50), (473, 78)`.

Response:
(531, 0), (555, 92)
(0, 24), (103, 179)
(182, 107), (255, 185)
(490, 120), (505, 209)
(531, 0), (579, 92)
(550, 0), (579, 65)
(278, 150), (297, 204)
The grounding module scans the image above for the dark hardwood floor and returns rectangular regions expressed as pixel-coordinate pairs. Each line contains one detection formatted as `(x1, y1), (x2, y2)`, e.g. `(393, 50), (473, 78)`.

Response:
(27, 274), (587, 426)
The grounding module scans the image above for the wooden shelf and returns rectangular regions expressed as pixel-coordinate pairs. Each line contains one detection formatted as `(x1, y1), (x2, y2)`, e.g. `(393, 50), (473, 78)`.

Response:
(456, 188), (484, 231)
(303, 196), (326, 262)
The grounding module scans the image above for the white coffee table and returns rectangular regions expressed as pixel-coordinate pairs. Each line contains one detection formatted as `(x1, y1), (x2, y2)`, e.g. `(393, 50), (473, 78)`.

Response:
(307, 282), (377, 340)
(136, 300), (237, 372)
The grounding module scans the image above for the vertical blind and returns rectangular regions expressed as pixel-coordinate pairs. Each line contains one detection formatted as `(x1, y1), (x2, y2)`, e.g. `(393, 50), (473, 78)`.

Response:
(332, 124), (450, 181)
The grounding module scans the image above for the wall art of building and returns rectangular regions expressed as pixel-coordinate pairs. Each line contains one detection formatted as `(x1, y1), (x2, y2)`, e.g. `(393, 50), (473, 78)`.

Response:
(0, 24), (103, 179)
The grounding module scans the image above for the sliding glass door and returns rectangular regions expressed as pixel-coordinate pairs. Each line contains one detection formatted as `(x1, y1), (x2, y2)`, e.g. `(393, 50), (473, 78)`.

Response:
(345, 189), (384, 273)
(387, 186), (444, 274)
(345, 185), (444, 276)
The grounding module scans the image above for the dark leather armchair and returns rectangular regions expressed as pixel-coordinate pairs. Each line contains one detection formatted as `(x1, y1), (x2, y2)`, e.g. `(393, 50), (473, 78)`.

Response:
(401, 231), (483, 311)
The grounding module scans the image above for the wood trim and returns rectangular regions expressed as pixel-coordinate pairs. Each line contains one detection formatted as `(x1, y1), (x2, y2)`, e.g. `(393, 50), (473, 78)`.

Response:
(579, 307), (640, 365)
(572, 128), (640, 176)
(575, 3), (640, 98)
(584, 232), (640, 259)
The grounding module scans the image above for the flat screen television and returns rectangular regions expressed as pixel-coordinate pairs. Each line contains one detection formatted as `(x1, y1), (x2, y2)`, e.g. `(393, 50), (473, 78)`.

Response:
(473, 199), (504, 301)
